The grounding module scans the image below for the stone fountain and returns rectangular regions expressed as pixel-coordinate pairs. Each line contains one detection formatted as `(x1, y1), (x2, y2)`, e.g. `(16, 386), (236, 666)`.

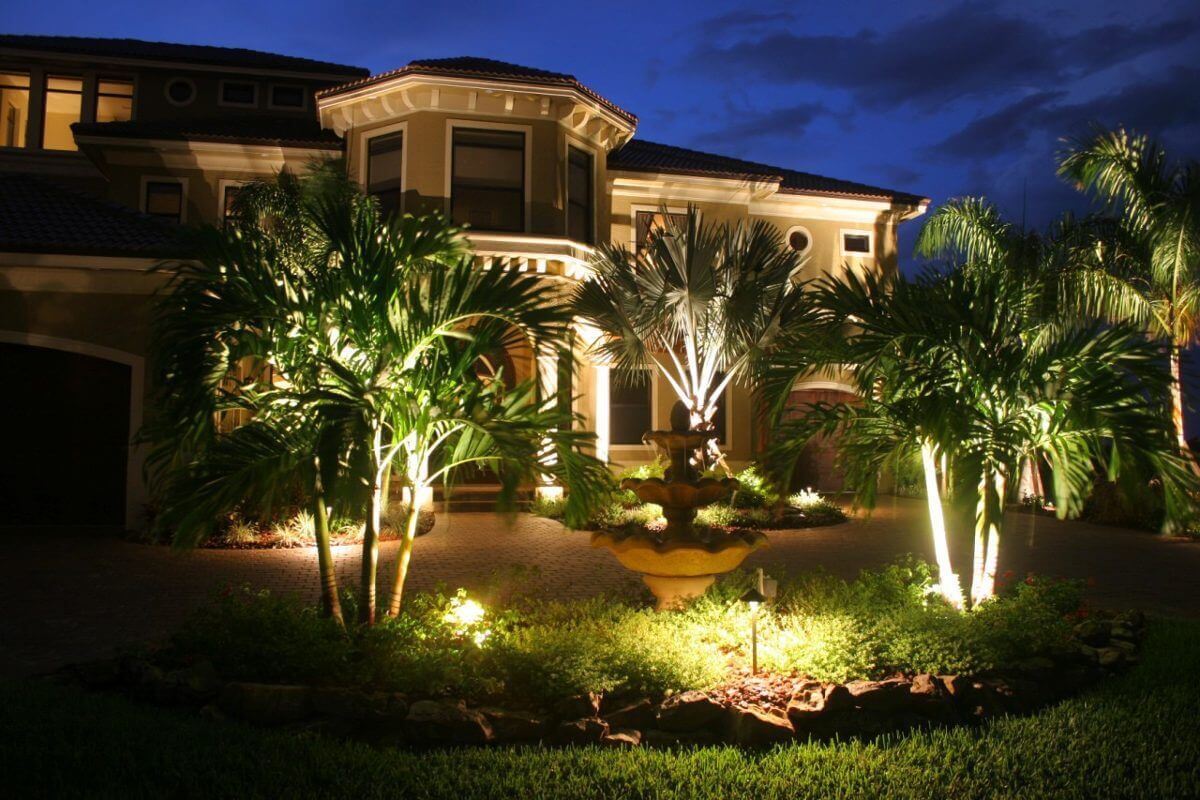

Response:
(592, 424), (766, 610)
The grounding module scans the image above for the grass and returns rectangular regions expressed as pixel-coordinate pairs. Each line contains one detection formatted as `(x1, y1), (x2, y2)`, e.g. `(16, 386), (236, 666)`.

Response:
(3, 618), (1198, 798)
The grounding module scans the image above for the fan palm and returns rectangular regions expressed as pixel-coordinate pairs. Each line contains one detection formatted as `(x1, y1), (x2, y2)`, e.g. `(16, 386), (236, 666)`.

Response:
(1058, 128), (1200, 456)
(574, 207), (809, 472)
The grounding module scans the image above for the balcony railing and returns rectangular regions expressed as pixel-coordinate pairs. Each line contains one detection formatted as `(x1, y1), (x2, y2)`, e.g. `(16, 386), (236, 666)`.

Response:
(466, 233), (594, 281)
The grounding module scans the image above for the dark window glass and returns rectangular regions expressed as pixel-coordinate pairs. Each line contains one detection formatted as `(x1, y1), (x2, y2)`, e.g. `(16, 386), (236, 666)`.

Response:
(788, 229), (810, 253)
(221, 81), (257, 106)
(367, 131), (403, 218)
(222, 185), (242, 222)
(635, 210), (687, 252)
(270, 84), (305, 108)
(610, 371), (652, 445)
(843, 233), (871, 253)
(166, 78), (194, 105)
(145, 181), (182, 223)
(567, 145), (593, 243)
(451, 128), (524, 232)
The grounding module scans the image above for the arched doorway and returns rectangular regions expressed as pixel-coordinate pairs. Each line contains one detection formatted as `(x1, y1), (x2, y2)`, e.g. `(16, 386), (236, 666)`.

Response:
(781, 383), (859, 493)
(0, 340), (135, 525)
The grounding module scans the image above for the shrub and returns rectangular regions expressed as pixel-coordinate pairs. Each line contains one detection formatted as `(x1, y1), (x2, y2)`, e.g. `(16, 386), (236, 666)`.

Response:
(728, 465), (779, 509)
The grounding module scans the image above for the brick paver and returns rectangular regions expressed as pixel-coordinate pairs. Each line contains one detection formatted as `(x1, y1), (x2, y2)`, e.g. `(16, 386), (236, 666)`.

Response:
(2, 497), (1197, 677)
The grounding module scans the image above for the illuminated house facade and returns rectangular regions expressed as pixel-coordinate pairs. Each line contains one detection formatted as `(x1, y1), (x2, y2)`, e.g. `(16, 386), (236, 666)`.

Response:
(0, 36), (928, 528)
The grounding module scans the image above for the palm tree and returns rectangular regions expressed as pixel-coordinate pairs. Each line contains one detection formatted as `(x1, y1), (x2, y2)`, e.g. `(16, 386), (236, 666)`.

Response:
(1058, 128), (1200, 457)
(763, 261), (1194, 606)
(574, 207), (808, 472)
(148, 167), (608, 624)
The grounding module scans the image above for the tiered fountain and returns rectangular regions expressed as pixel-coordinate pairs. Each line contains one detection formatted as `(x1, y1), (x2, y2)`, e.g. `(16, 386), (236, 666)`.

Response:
(592, 422), (766, 610)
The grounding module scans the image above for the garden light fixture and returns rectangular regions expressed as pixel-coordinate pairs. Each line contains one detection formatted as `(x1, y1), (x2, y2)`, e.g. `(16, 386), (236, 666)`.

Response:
(740, 586), (767, 674)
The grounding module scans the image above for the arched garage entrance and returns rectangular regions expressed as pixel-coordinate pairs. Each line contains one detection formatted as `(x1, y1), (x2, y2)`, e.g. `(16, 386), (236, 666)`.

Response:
(0, 334), (142, 526)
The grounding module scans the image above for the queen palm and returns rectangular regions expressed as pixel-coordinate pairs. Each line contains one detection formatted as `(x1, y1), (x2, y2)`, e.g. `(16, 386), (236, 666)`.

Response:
(149, 167), (607, 624)
(574, 207), (808, 472)
(1058, 128), (1200, 456)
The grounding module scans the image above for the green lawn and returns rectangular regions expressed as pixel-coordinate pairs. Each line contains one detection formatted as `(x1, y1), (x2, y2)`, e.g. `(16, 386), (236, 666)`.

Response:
(4, 620), (1200, 800)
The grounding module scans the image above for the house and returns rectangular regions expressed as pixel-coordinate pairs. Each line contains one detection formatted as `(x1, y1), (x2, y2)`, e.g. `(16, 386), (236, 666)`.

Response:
(0, 36), (928, 529)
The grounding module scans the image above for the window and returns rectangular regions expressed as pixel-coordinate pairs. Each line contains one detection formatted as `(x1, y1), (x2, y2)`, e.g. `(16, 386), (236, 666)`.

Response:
(786, 225), (812, 256)
(635, 210), (687, 252)
(367, 131), (404, 218)
(221, 183), (243, 223)
(610, 371), (652, 445)
(269, 84), (306, 109)
(841, 230), (873, 256)
(42, 76), (82, 151)
(144, 181), (183, 223)
(0, 72), (29, 148)
(567, 145), (593, 243)
(451, 128), (525, 232)
(96, 79), (134, 123)
(220, 80), (257, 107)
(165, 78), (195, 106)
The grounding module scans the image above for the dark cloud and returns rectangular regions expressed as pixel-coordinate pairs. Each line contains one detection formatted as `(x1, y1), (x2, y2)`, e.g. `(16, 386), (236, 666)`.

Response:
(688, 3), (1199, 110)
(928, 66), (1200, 163)
(692, 103), (830, 151)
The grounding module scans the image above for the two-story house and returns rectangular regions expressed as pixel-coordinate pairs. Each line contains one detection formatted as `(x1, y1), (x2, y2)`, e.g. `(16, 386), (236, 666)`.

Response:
(0, 37), (928, 529)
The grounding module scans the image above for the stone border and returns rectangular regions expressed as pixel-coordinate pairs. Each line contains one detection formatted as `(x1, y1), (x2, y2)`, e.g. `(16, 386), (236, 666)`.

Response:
(56, 611), (1144, 749)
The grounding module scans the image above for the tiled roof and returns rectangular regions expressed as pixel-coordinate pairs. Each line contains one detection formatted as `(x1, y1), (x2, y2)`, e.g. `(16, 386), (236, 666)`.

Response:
(72, 116), (343, 149)
(0, 173), (184, 258)
(608, 139), (928, 206)
(0, 34), (367, 77)
(319, 56), (637, 125)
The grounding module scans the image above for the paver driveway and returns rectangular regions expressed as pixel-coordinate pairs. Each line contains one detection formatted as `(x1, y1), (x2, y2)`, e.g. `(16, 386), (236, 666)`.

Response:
(2, 497), (1197, 677)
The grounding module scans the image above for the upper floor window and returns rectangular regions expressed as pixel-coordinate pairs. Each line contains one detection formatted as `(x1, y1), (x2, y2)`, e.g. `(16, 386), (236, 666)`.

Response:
(635, 210), (687, 252)
(0, 72), (30, 148)
(786, 225), (812, 256)
(610, 370), (652, 446)
(841, 230), (873, 256)
(165, 77), (196, 106)
(567, 145), (593, 243)
(451, 128), (524, 232)
(144, 180), (184, 223)
(220, 80), (257, 107)
(221, 183), (243, 223)
(42, 76), (82, 151)
(367, 131), (404, 218)
(96, 79), (134, 123)
(269, 84), (306, 109)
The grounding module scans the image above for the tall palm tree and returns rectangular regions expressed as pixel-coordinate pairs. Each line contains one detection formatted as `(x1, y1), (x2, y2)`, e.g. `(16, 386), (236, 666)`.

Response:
(1058, 128), (1200, 456)
(574, 207), (809, 472)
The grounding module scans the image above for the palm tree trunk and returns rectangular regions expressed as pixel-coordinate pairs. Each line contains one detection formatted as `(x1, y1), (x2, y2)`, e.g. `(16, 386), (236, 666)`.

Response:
(1169, 347), (1194, 464)
(971, 467), (1006, 605)
(311, 487), (344, 627)
(358, 428), (383, 625)
(386, 500), (423, 616)
(921, 442), (962, 608)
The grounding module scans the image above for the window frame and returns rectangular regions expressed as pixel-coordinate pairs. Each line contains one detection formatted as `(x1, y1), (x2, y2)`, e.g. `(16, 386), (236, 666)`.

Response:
(140, 176), (187, 224)
(785, 224), (813, 257)
(0, 70), (31, 149)
(565, 139), (596, 244)
(840, 228), (874, 257)
(41, 74), (84, 151)
(218, 79), (259, 109)
(629, 204), (690, 253)
(608, 368), (657, 448)
(267, 83), (307, 111)
(95, 77), (135, 124)
(444, 119), (531, 234)
(218, 179), (247, 224)
(360, 121), (408, 217)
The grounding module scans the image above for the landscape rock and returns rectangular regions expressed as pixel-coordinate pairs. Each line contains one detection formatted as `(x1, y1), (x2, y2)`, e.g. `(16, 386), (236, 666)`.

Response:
(845, 677), (912, 711)
(218, 682), (313, 725)
(405, 700), (493, 745)
(481, 707), (549, 743)
(1096, 647), (1124, 668)
(726, 705), (795, 746)
(603, 699), (655, 730)
(71, 658), (123, 689)
(1073, 619), (1110, 646)
(656, 691), (726, 732)
(165, 660), (223, 702)
(822, 683), (855, 713)
(554, 716), (609, 745)
(601, 728), (642, 747)
(311, 687), (395, 721)
(554, 692), (602, 720)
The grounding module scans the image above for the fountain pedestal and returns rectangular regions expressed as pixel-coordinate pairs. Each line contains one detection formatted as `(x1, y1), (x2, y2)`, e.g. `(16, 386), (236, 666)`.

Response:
(592, 428), (765, 610)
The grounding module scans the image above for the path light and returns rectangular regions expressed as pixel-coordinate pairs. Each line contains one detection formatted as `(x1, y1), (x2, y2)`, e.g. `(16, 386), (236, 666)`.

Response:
(740, 586), (767, 675)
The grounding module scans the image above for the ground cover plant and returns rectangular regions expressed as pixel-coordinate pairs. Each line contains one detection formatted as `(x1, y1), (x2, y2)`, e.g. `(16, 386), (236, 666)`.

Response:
(160, 560), (1083, 708)
(6, 618), (1197, 799)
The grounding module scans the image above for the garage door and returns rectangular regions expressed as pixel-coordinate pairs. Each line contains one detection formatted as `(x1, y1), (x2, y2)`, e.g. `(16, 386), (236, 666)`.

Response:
(0, 343), (131, 525)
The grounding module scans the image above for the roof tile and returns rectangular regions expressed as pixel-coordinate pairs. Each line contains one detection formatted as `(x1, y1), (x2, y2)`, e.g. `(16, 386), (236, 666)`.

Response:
(72, 116), (343, 149)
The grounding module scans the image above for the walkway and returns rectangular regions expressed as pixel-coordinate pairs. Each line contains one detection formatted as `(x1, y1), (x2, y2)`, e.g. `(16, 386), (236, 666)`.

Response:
(2, 498), (1197, 677)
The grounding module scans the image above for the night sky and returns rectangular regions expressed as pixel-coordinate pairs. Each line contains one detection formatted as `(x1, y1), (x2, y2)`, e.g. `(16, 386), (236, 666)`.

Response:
(10, 0), (1200, 422)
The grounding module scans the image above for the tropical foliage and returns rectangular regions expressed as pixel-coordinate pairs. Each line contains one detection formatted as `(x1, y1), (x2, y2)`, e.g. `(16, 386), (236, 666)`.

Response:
(145, 165), (608, 624)
(574, 207), (809, 472)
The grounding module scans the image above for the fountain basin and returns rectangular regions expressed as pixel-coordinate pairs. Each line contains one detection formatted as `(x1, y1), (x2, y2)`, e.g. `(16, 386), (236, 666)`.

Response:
(592, 531), (765, 610)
